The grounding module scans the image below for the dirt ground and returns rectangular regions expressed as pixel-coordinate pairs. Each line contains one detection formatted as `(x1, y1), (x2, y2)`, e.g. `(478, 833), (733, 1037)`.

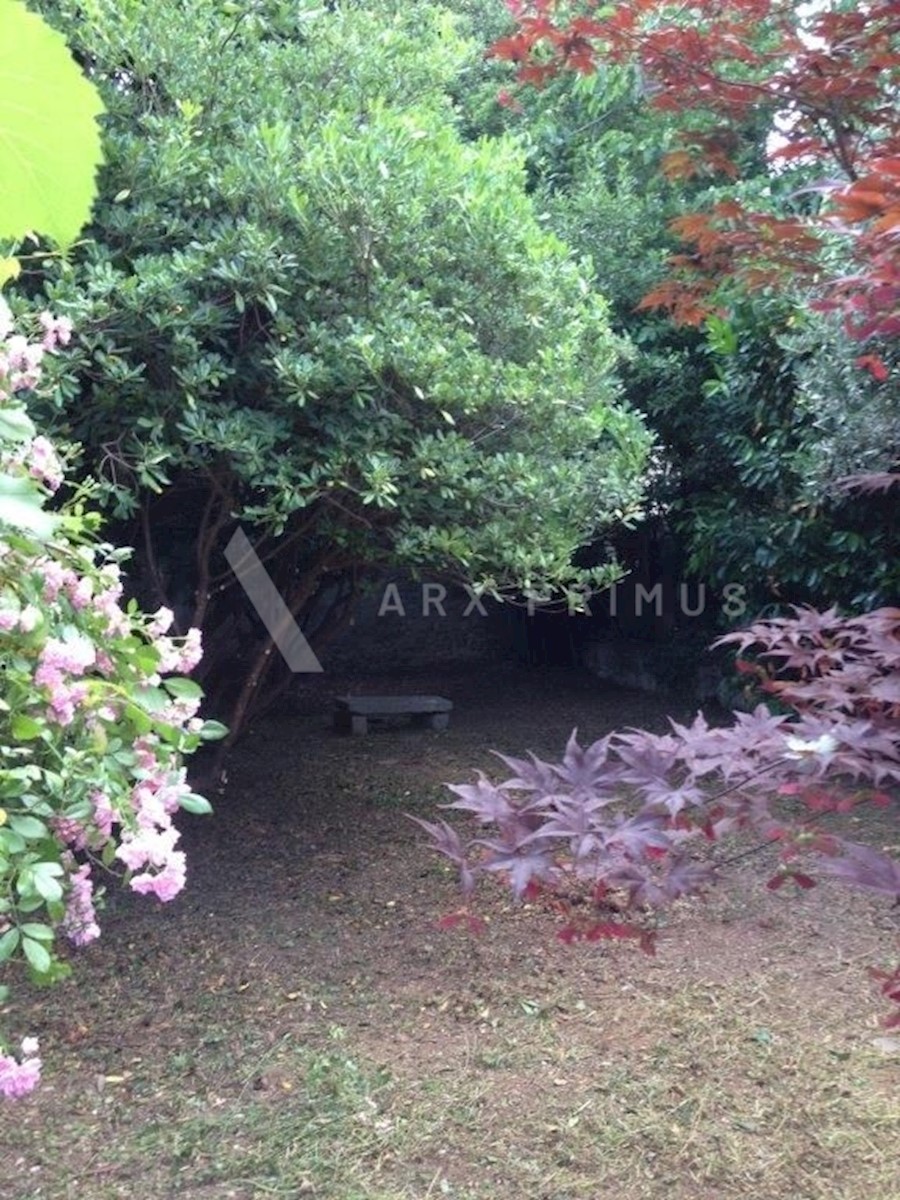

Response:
(3, 664), (899, 1200)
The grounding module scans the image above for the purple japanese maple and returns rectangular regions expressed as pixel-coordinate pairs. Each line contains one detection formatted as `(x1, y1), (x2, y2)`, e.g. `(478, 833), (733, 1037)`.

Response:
(415, 606), (900, 1020)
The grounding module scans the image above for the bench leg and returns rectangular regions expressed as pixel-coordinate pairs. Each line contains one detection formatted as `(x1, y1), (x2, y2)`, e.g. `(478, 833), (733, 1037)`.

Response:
(350, 714), (368, 735)
(425, 713), (450, 731)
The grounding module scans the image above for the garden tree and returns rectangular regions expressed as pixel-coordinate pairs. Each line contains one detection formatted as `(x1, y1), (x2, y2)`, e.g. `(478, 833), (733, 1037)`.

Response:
(17, 0), (651, 746)
(419, 0), (900, 1022)
(0, 0), (218, 1099)
(423, 603), (900, 1024)
(442, 0), (898, 618)
(491, 0), (900, 343)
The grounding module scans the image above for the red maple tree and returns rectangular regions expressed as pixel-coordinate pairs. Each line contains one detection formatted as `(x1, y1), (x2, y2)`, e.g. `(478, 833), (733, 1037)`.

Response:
(491, 0), (900, 343)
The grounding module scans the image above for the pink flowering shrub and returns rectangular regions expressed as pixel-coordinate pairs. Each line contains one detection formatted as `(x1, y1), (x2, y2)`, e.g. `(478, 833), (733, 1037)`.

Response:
(0, 299), (224, 1097)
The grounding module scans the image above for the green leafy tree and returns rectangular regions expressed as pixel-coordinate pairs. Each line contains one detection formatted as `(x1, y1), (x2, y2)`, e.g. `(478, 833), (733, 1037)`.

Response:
(481, 0), (900, 622)
(15, 0), (650, 743)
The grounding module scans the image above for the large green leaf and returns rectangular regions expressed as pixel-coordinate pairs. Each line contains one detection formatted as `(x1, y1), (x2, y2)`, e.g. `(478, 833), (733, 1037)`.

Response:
(0, 468), (58, 536)
(0, 1), (105, 247)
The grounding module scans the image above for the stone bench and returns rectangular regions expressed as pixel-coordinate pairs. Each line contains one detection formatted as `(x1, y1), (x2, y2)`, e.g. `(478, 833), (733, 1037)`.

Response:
(333, 694), (453, 735)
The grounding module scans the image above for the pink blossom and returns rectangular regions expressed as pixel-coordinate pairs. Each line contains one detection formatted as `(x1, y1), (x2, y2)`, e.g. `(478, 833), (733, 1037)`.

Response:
(91, 790), (115, 842)
(177, 628), (203, 672)
(61, 861), (100, 946)
(0, 608), (17, 632)
(18, 605), (41, 633)
(66, 575), (94, 610)
(116, 824), (179, 871)
(93, 580), (129, 637)
(7, 367), (41, 392)
(38, 310), (73, 350)
(39, 560), (77, 602)
(157, 777), (191, 816)
(153, 639), (180, 674)
(95, 650), (116, 676)
(27, 436), (63, 492)
(35, 666), (89, 726)
(52, 815), (89, 850)
(0, 1040), (41, 1100)
(162, 695), (202, 726)
(130, 852), (186, 902)
(38, 634), (96, 675)
(3, 333), (41, 373)
(148, 606), (175, 637)
(131, 783), (170, 829)
(153, 627), (203, 675)
(133, 737), (160, 772)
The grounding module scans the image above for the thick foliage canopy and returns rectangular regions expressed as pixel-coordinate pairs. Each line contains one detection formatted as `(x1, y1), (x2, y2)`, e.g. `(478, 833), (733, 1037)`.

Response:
(19, 0), (650, 736)
(495, 0), (900, 341)
(479, 0), (899, 613)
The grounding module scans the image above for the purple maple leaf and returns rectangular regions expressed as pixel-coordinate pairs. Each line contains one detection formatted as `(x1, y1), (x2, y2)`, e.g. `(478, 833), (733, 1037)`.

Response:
(815, 840), (900, 899)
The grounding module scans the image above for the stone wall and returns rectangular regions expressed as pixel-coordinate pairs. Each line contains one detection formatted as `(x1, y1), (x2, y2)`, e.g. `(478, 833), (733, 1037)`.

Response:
(322, 572), (730, 705)
(321, 575), (514, 674)
(581, 634), (727, 703)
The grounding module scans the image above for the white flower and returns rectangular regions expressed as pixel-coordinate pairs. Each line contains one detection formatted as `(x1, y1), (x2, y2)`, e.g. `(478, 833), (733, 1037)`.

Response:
(784, 733), (838, 760)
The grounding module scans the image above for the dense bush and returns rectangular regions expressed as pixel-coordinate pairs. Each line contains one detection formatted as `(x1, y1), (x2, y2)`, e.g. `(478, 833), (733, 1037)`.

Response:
(21, 0), (651, 742)
(676, 305), (899, 612)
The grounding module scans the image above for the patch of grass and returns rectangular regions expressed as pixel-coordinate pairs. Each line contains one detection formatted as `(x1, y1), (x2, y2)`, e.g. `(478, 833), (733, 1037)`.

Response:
(13, 1033), (406, 1200)
(151, 1046), (395, 1198)
(352, 972), (900, 1200)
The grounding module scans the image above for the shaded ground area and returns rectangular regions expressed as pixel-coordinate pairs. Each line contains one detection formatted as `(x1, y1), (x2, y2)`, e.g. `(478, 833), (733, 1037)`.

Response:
(4, 665), (900, 1199)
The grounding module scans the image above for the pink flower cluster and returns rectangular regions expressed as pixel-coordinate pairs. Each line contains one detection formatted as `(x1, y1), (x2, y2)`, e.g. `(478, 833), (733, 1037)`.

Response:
(38, 310), (73, 352)
(3, 434), (64, 493)
(1, 303), (213, 1101)
(0, 333), (43, 394)
(26, 435), (63, 492)
(60, 858), (100, 947)
(155, 625), (203, 675)
(0, 296), (71, 404)
(115, 740), (190, 902)
(36, 557), (130, 638)
(53, 790), (115, 855)
(34, 633), (96, 727)
(0, 1038), (41, 1100)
